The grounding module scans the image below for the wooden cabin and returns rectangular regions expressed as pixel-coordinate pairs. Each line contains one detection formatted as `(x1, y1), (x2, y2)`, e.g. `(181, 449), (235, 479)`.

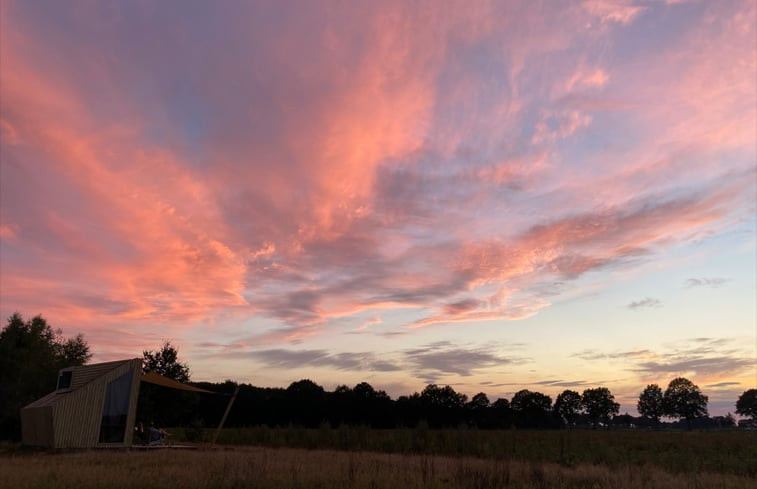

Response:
(21, 358), (143, 449)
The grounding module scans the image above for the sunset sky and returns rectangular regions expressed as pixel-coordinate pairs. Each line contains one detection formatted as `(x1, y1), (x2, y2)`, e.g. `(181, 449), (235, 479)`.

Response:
(1, 0), (755, 416)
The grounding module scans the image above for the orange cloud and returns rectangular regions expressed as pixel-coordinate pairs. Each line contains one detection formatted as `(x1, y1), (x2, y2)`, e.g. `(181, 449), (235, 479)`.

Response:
(1, 0), (754, 369)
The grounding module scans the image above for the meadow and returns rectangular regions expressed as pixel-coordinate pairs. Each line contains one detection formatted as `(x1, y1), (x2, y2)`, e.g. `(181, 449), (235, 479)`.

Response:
(198, 426), (757, 477)
(2, 428), (755, 488)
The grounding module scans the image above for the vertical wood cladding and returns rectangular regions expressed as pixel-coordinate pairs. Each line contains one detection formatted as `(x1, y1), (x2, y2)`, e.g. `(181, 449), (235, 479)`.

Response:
(21, 358), (142, 448)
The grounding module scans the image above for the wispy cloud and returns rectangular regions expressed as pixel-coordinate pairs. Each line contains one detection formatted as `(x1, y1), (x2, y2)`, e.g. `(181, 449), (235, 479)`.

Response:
(404, 341), (529, 379)
(627, 298), (662, 310)
(634, 356), (753, 378)
(534, 379), (591, 388)
(573, 349), (652, 361)
(574, 338), (754, 382)
(705, 382), (741, 388)
(231, 349), (403, 373)
(684, 277), (730, 288)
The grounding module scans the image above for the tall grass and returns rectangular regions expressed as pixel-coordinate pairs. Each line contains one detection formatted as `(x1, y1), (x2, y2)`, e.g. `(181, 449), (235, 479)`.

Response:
(2, 446), (754, 489)
(169, 426), (757, 477)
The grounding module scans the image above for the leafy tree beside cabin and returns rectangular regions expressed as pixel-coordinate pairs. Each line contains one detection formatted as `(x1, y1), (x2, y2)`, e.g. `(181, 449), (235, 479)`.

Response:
(142, 341), (190, 382)
(0, 313), (91, 439)
(139, 341), (194, 427)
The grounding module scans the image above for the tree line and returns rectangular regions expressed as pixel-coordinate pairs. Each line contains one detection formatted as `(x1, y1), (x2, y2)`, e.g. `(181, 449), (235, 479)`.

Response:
(183, 377), (746, 432)
(1, 313), (755, 440)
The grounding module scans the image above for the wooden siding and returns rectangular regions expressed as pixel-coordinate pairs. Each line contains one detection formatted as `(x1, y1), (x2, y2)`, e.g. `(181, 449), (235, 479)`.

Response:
(51, 359), (142, 448)
(69, 359), (130, 390)
(20, 405), (53, 447)
(123, 361), (142, 447)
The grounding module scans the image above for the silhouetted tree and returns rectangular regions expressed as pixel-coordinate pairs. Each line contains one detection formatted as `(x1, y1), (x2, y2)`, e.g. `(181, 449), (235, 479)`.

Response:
(286, 379), (326, 427)
(735, 389), (757, 420)
(0, 313), (91, 439)
(419, 384), (467, 427)
(395, 393), (423, 427)
(142, 341), (190, 382)
(511, 390), (553, 428)
(663, 377), (708, 429)
(467, 392), (492, 428)
(554, 390), (582, 427)
(581, 387), (620, 427)
(468, 392), (490, 409)
(716, 413), (736, 428)
(491, 398), (513, 428)
(139, 341), (194, 427)
(637, 384), (664, 425)
(420, 384), (468, 409)
(329, 384), (353, 425)
(347, 382), (392, 427)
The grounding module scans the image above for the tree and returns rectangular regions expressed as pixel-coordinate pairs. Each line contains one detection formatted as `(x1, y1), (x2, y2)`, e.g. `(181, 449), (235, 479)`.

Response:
(581, 387), (620, 427)
(286, 379), (326, 427)
(142, 341), (190, 382)
(419, 384), (468, 409)
(511, 390), (553, 428)
(350, 382), (392, 427)
(419, 384), (467, 427)
(468, 392), (490, 410)
(139, 341), (193, 427)
(637, 384), (664, 424)
(554, 390), (582, 427)
(663, 377), (708, 428)
(0, 313), (91, 439)
(735, 389), (757, 420)
(467, 392), (492, 428)
(491, 398), (512, 428)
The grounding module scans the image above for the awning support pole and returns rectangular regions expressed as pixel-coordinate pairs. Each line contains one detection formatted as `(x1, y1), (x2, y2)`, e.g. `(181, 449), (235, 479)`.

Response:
(211, 384), (240, 446)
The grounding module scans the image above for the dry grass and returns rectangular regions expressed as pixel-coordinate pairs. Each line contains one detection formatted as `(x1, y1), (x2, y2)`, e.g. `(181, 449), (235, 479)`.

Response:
(1, 446), (754, 489)
(179, 427), (757, 477)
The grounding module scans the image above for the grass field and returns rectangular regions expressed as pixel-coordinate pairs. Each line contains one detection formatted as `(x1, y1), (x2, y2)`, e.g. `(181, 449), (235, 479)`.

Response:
(185, 426), (757, 477)
(2, 429), (756, 488)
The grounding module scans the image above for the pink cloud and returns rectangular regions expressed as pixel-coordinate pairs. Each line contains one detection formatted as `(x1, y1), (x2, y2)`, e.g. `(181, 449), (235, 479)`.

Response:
(531, 110), (593, 144)
(580, 0), (645, 26)
(1, 0), (754, 364)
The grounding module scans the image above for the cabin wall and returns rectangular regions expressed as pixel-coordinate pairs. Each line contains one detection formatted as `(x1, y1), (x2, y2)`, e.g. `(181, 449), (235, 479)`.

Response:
(20, 405), (53, 447)
(52, 359), (142, 448)
(123, 363), (142, 447)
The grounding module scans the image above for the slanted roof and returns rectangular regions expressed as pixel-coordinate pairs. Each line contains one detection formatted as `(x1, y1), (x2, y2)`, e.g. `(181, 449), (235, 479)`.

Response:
(23, 359), (136, 409)
(69, 359), (128, 390)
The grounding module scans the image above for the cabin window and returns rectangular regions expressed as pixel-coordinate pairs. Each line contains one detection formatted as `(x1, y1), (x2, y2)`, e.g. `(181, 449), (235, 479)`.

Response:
(57, 370), (73, 390)
(98, 371), (133, 443)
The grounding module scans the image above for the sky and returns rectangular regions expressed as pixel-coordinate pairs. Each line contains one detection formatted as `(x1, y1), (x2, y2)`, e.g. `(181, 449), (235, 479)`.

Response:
(1, 0), (755, 417)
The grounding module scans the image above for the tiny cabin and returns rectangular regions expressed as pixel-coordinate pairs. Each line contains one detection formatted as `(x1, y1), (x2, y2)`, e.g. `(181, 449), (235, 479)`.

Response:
(21, 358), (142, 448)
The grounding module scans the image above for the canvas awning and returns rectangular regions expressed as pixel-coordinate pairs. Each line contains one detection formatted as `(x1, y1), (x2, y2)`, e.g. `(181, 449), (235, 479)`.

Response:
(140, 371), (215, 394)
